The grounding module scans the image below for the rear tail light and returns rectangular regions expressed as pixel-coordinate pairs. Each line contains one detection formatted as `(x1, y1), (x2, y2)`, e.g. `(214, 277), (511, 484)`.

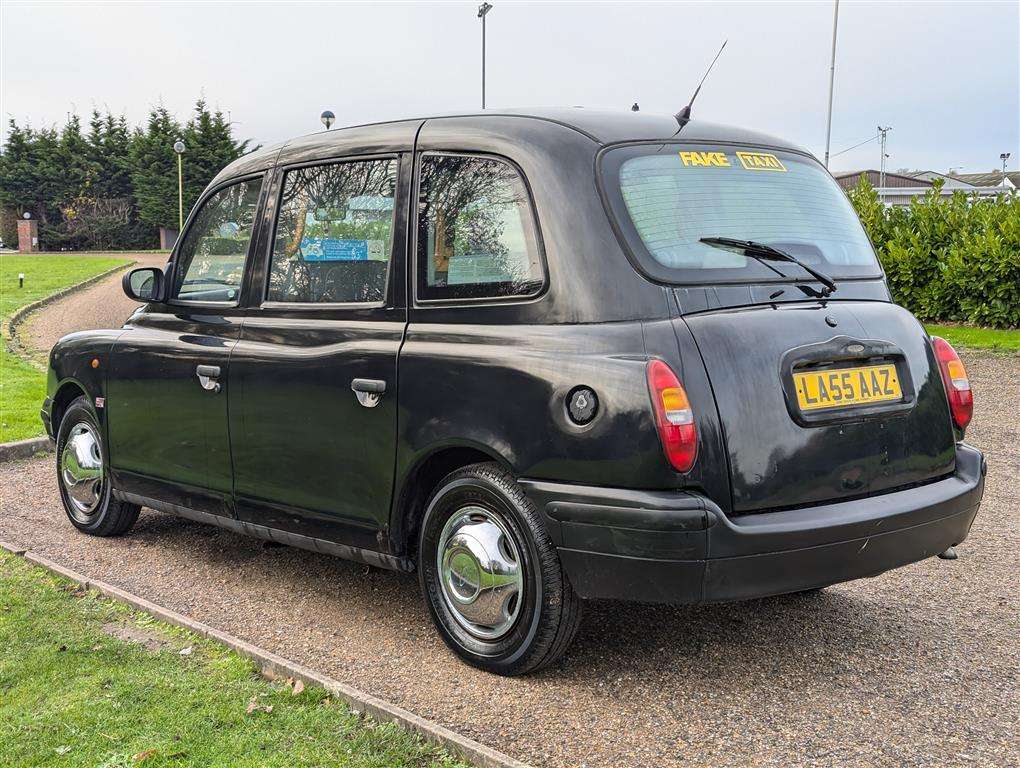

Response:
(932, 336), (973, 431)
(646, 360), (697, 472)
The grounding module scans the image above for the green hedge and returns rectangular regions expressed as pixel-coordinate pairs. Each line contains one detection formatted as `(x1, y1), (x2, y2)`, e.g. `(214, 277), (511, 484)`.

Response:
(847, 179), (1020, 329)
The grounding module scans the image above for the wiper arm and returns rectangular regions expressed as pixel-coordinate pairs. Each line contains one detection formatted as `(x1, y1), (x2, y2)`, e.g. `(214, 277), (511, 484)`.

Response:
(699, 236), (838, 297)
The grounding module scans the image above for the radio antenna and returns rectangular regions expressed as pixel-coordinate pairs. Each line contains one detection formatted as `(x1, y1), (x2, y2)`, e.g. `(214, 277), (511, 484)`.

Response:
(675, 40), (728, 127)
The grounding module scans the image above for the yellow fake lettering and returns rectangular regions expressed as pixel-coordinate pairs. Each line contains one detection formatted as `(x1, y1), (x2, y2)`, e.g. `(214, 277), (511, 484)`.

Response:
(679, 151), (731, 168)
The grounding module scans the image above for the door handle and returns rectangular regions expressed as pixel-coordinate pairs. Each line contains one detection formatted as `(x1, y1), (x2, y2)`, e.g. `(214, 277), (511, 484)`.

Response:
(351, 378), (385, 408)
(196, 365), (221, 393)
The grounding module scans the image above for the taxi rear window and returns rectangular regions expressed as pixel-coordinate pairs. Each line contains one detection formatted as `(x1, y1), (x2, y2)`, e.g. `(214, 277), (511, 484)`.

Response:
(600, 144), (882, 284)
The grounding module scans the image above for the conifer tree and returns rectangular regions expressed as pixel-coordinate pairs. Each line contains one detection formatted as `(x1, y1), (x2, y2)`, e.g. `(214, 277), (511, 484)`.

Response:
(129, 106), (184, 232)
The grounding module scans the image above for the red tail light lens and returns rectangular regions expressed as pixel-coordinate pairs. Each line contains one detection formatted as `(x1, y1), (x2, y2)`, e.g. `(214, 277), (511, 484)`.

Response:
(932, 336), (973, 430)
(646, 360), (697, 472)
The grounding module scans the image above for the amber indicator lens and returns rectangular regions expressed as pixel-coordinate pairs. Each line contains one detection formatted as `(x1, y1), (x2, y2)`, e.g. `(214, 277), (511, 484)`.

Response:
(646, 360), (697, 472)
(932, 336), (973, 429)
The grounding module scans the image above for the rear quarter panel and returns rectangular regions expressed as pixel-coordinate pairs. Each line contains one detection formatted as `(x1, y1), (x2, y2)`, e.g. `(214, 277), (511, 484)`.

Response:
(396, 320), (679, 489)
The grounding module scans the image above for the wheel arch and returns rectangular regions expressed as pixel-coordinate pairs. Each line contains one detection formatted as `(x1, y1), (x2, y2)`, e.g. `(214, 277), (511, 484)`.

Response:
(390, 441), (512, 562)
(51, 379), (90, 434)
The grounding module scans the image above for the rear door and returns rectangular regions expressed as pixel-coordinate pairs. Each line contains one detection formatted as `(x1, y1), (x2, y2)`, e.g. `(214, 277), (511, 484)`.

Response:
(107, 175), (266, 515)
(229, 154), (410, 549)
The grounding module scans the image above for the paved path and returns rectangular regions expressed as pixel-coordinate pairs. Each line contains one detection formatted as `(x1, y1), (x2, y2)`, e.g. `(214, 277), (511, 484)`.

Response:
(3, 350), (1017, 766)
(23, 253), (167, 357)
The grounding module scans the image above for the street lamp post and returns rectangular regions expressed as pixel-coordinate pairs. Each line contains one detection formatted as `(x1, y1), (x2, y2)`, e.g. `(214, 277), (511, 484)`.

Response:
(478, 3), (493, 109)
(173, 139), (186, 234)
(1000, 152), (1011, 185)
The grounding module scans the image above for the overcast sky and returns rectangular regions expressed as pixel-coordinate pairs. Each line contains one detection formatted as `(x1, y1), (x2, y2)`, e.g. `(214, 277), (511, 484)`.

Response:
(2, 1), (1017, 174)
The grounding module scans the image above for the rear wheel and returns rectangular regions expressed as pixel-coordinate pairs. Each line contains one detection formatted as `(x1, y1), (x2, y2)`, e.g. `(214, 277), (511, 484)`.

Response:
(56, 396), (139, 536)
(418, 463), (582, 676)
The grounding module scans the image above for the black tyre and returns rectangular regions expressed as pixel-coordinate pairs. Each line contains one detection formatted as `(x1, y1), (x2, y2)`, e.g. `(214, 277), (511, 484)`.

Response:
(418, 462), (582, 675)
(56, 395), (139, 536)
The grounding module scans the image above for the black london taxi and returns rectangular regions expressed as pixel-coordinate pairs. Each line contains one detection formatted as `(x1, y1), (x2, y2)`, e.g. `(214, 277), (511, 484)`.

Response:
(44, 108), (985, 675)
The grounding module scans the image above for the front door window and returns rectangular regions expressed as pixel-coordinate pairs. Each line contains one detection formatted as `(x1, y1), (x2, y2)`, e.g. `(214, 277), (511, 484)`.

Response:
(172, 178), (263, 303)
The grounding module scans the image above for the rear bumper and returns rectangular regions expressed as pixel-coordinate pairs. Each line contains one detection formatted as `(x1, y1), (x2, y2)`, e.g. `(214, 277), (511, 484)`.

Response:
(520, 443), (986, 604)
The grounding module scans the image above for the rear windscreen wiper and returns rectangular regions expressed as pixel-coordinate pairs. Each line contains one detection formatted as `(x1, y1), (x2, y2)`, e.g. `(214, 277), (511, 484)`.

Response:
(699, 236), (838, 298)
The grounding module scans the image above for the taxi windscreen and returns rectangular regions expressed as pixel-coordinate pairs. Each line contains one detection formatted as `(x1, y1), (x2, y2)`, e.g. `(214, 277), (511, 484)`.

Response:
(600, 144), (882, 284)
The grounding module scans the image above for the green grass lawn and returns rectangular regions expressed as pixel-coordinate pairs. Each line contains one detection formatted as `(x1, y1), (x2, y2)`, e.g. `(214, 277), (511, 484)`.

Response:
(925, 324), (1020, 353)
(0, 552), (469, 768)
(1, 254), (131, 442)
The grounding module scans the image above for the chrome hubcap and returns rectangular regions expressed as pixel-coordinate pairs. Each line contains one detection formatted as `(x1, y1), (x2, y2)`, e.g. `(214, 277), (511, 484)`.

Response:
(60, 423), (104, 520)
(437, 505), (524, 640)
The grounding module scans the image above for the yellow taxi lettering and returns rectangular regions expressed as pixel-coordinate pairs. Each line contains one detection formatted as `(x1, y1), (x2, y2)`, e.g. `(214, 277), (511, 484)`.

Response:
(736, 151), (788, 172)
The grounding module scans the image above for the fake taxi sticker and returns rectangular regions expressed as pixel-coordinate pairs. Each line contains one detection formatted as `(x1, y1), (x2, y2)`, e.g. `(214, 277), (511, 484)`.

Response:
(677, 150), (788, 172)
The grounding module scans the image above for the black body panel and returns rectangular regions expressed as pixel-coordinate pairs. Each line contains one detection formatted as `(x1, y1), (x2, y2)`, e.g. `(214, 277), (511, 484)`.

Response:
(396, 320), (670, 491)
(230, 310), (404, 548)
(106, 308), (243, 517)
(681, 300), (957, 513)
(43, 329), (123, 439)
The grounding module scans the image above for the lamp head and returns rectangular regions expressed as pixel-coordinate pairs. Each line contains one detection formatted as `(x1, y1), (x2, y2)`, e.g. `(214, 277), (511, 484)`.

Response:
(173, 139), (186, 154)
(320, 110), (335, 130)
(478, 2), (493, 18)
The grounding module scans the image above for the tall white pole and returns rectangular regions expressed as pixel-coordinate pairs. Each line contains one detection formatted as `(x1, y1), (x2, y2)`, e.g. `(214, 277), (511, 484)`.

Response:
(479, 4), (492, 109)
(823, 0), (840, 168)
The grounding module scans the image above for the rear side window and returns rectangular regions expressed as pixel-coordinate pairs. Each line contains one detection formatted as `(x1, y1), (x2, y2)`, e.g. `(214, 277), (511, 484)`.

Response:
(416, 154), (543, 301)
(172, 177), (263, 303)
(268, 158), (397, 304)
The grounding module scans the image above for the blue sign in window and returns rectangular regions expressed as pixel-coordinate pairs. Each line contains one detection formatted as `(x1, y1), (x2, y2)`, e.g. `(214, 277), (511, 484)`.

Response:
(301, 238), (369, 261)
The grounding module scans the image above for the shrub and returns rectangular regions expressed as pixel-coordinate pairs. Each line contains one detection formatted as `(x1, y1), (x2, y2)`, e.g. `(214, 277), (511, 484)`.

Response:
(847, 178), (1020, 329)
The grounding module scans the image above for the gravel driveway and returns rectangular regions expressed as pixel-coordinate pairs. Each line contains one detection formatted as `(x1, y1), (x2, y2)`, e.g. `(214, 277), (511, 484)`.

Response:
(2, 352), (1016, 767)
(22, 252), (167, 356)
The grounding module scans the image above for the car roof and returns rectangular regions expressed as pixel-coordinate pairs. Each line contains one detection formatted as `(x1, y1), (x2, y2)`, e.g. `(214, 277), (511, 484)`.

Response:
(215, 107), (810, 183)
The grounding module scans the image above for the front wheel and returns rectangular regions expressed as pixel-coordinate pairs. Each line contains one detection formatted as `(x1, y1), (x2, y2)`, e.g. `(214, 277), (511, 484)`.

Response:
(56, 395), (140, 536)
(418, 463), (582, 676)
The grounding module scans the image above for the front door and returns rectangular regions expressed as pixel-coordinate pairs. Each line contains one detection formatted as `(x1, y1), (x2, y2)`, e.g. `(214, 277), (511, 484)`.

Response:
(229, 155), (408, 550)
(107, 175), (265, 515)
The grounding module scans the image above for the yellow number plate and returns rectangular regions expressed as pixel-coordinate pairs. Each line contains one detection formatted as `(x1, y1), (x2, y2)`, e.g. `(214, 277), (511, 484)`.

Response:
(794, 363), (902, 411)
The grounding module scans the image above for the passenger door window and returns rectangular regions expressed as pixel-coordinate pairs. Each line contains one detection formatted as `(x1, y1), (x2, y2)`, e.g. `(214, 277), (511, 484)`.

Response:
(416, 154), (543, 301)
(268, 158), (398, 304)
(172, 177), (263, 303)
